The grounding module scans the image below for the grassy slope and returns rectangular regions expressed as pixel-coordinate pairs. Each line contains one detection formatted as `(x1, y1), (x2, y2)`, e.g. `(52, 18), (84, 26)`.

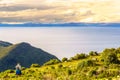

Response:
(0, 54), (120, 80)
(0, 45), (17, 59)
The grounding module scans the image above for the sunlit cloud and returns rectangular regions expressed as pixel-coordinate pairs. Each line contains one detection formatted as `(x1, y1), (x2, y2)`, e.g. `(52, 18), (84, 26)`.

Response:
(0, 0), (120, 23)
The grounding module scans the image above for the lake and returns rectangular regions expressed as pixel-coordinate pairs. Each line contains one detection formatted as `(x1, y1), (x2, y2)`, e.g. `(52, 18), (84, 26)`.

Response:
(0, 27), (120, 59)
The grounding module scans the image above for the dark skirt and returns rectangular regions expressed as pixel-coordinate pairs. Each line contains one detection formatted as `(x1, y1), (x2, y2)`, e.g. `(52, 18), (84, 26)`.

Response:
(16, 69), (22, 75)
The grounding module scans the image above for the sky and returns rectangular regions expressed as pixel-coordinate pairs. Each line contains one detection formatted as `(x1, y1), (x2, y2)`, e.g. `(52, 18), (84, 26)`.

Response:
(0, 0), (120, 24)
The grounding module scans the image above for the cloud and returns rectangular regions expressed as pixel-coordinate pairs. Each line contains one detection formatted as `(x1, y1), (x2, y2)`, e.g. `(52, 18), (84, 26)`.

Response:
(0, 0), (120, 23)
(0, 4), (57, 11)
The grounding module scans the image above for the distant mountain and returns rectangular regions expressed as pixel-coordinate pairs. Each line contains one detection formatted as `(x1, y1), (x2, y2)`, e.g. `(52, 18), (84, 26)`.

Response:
(0, 23), (120, 27)
(0, 41), (59, 71)
(0, 41), (13, 47)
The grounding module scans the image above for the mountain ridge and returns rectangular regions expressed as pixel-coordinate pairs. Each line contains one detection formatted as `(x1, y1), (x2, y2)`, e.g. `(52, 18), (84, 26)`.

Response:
(0, 41), (59, 71)
(0, 23), (120, 27)
(0, 41), (13, 47)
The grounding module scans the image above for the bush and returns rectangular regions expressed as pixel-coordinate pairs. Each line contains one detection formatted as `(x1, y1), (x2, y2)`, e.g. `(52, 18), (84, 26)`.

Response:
(22, 67), (26, 70)
(31, 64), (40, 67)
(27, 69), (35, 73)
(77, 60), (96, 69)
(89, 51), (98, 56)
(74, 53), (87, 59)
(101, 48), (119, 65)
(69, 57), (75, 61)
(98, 71), (107, 78)
(50, 66), (55, 69)
(69, 53), (87, 61)
(106, 53), (118, 64)
(5, 69), (14, 73)
(108, 78), (112, 80)
(58, 64), (63, 68)
(67, 69), (72, 75)
(89, 69), (96, 77)
(62, 57), (68, 62)
(104, 53), (118, 65)
(109, 64), (119, 69)
(44, 59), (60, 65)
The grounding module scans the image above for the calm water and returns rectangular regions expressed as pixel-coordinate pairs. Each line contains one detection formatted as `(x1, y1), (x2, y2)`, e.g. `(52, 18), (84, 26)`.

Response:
(0, 27), (120, 59)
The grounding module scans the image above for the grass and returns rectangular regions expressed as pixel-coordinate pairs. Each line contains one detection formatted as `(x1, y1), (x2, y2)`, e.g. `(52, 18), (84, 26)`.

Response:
(0, 58), (120, 80)
(0, 47), (120, 80)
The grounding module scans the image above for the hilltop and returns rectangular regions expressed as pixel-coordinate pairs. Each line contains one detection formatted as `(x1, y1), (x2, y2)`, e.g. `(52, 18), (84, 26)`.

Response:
(0, 41), (59, 72)
(0, 41), (13, 47)
(0, 47), (120, 80)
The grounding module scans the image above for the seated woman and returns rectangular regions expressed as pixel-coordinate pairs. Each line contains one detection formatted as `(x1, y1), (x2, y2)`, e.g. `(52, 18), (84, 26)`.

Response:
(15, 63), (22, 75)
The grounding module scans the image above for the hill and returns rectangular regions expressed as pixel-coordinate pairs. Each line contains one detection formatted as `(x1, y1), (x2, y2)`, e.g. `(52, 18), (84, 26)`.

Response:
(0, 41), (59, 72)
(0, 47), (120, 80)
(0, 41), (13, 47)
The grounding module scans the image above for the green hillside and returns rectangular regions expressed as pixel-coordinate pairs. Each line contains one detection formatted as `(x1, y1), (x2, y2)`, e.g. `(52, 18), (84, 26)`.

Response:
(0, 41), (59, 72)
(0, 41), (13, 47)
(0, 47), (120, 80)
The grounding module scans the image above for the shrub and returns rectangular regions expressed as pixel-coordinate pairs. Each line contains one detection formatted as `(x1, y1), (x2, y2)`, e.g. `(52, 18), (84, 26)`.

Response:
(101, 48), (119, 65)
(5, 69), (14, 73)
(69, 57), (75, 61)
(28, 69), (35, 73)
(69, 53), (87, 61)
(67, 69), (72, 75)
(89, 69), (96, 77)
(31, 64), (40, 67)
(74, 53), (86, 60)
(62, 57), (68, 62)
(58, 64), (63, 68)
(106, 53), (118, 64)
(77, 60), (96, 69)
(44, 59), (60, 65)
(89, 51), (98, 56)
(98, 71), (107, 78)
(51, 66), (55, 69)
(104, 53), (118, 65)
(108, 78), (112, 80)
(22, 67), (26, 70)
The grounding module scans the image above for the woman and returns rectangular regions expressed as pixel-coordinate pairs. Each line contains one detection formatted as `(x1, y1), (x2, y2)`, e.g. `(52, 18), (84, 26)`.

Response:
(15, 63), (22, 75)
